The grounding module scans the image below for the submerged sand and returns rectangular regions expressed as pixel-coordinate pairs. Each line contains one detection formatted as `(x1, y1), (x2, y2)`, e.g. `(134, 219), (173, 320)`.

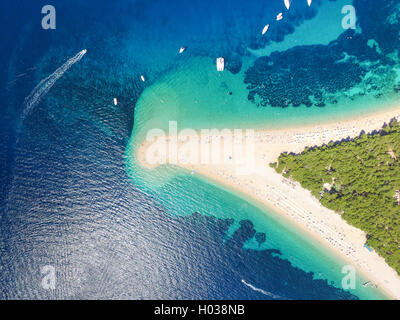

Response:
(136, 106), (400, 299)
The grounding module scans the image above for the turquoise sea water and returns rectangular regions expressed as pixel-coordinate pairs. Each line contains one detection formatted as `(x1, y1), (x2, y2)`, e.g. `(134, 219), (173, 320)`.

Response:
(1, 0), (399, 299)
(126, 0), (400, 300)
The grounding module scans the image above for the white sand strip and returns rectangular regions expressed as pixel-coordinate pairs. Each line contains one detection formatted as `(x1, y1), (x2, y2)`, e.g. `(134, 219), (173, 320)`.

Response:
(137, 106), (400, 299)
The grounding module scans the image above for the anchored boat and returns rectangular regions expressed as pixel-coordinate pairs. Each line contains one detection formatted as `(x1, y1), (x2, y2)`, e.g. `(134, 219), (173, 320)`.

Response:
(262, 24), (270, 35)
(216, 57), (225, 71)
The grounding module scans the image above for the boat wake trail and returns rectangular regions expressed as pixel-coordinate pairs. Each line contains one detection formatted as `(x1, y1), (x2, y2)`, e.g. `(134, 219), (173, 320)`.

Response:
(21, 49), (87, 122)
(7, 49), (87, 205)
(241, 279), (288, 300)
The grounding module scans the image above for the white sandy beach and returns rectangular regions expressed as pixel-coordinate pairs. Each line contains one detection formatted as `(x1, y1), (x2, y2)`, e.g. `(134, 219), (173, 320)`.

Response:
(136, 106), (400, 299)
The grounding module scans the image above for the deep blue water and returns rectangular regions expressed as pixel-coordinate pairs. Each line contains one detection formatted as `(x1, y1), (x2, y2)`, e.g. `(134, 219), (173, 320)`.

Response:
(1, 0), (395, 299)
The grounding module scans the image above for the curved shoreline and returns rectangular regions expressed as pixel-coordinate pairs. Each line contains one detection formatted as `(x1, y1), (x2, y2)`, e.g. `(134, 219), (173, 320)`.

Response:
(135, 105), (400, 299)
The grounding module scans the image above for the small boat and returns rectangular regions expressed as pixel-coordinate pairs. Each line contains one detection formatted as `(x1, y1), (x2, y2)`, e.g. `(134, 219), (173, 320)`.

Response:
(276, 13), (283, 21)
(363, 281), (378, 288)
(284, 0), (291, 10)
(113, 98), (118, 106)
(216, 57), (225, 71)
(179, 46), (185, 54)
(140, 75), (145, 82)
(307, 0), (312, 6)
(262, 24), (270, 35)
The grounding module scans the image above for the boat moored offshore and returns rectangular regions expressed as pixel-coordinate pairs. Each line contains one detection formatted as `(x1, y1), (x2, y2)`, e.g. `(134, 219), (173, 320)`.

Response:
(262, 24), (270, 35)
(216, 57), (225, 71)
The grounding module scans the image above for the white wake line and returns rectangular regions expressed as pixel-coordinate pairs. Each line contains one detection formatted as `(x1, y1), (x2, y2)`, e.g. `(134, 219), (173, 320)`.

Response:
(21, 49), (87, 122)
(241, 279), (288, 299)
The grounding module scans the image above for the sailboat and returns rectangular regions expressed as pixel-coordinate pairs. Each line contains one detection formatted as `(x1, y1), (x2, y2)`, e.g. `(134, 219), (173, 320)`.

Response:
(284, 0), (291, 10)
(262, 24), (270, 35)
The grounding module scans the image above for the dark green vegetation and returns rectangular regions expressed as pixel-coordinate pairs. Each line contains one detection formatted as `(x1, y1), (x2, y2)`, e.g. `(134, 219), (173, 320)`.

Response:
(272, 121), (400, 274)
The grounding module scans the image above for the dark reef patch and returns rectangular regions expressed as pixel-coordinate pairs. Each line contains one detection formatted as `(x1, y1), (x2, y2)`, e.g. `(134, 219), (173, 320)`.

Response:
(244, 0), (400, 108)
(245, 40), (366, 108)
(225, 52), (243, 74)
(174, 214), (358, 300)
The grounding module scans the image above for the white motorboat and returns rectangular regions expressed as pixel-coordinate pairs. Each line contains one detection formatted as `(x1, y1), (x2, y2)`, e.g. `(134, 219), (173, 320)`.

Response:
(179, 46), (185, 54)
(262, 24), (270, 35)
(276, 12), (283, 21)
(140, 75), (145, 82)
(307, 0), (312, 6)
(113, 98), (118, 106)
(284, 0), (291, 10)
(216, 57), (225, 71)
